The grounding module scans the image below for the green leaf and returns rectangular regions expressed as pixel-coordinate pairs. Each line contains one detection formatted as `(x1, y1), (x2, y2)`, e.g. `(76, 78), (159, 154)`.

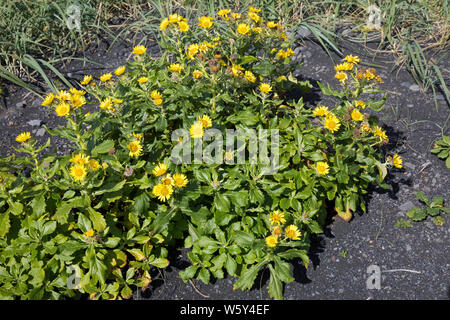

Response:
(225, 254), (237, 276)
(87, 207), (106, 232)
(267, 264), (283, 300)
(197, 268), (210, 284)
(0, 212), (10, 237)
(91, 140), (114, 156)
(179, 265), (199, 281)
(151, 258), (169, 268)
(273, 257), (294, 283)
(415, 192), (430, 206)
(406, 207), (427, 221)
(93, 180), (126, 196)
(430, 196), (444, 208)
(233, 260), (268, 291)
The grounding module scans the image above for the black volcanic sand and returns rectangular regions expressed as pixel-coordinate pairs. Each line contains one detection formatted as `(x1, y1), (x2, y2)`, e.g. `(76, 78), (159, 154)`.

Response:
(0, 30), (449, 300)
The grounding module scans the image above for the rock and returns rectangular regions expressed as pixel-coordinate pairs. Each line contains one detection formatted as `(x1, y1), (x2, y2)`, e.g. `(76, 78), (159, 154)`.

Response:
(409, 84), (420, 91)
(406, 104), (414, 108)
(36, 128), (46, 137)
(400, 81), (411, 87)
(296, 26), (311, 38)
(27, 119), (42, 127)
(399, 201), (415, 213)
(406, 244), (412, 251)
(16, 101), (24, 108)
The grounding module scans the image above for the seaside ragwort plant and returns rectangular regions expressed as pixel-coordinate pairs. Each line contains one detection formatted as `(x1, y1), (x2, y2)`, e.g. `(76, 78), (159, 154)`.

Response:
(0, 6), (400, 300)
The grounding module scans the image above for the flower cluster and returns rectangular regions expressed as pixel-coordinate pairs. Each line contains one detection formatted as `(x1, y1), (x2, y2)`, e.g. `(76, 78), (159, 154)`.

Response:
(265, 210), (302, 248)
(151, 163), (188, 202)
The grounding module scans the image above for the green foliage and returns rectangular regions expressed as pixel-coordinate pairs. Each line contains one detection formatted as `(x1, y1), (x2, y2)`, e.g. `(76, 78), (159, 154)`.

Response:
(405, 192), (449, 224)
(431, 135), (450, 168)
(1, 7), (396, 300)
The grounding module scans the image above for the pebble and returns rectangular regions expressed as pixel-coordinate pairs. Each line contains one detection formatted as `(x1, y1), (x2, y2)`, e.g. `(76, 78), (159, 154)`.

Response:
(27, 119), (42, 127)
(36, 128), (46, 137)
(296, 26), (311, 38)
(16, 101), (24, 108)
(407, 104), (414, 108)
(409, 84), (420, 92)
(406, 244), (412, 251)
(401, 81), (412, 87)
(399, 201), (415, 213)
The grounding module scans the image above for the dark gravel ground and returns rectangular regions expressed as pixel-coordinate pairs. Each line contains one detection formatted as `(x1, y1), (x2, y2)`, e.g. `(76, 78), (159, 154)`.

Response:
(0, 29), (449, 300)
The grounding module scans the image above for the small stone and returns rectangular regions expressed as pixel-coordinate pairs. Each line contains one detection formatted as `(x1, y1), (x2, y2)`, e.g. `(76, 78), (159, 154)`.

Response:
(36, 128), (46, 137)
(296, 26), (311, 38)
(399, 201), (415, 212)
(406, 104), (414, 108)
(406, 244), (412, 251)
(409, 84), (420, 91)
(16, 101), (24, 108)
(27, 119), (42, 127)
(400, 81), (411, 87)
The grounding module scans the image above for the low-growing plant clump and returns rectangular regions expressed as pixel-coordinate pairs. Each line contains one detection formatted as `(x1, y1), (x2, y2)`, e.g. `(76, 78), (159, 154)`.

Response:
(0, 7), (402, 300)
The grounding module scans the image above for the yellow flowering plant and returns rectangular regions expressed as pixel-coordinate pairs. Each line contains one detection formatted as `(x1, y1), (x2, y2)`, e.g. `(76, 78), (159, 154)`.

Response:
(0, 7), (401, 301)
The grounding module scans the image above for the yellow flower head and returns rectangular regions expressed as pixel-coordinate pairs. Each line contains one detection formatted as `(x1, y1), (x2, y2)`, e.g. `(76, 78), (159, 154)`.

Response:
(85, 229), (95, 237)
(361, 122), (372, 133)
(127, 140), (143, 158)
(70, 164), (87, 182)
(173, 173), (188, 188)
(265, 235), (278, 248)
(70, 153), (90, 166)
(324, 115), (341, 133)
(392, 154), (403, 169)
(355, 100), (366, 109)
(193, 70), (203, 79)
(198, 16), (214, 29)
(198, 115), (212, 128)
(133, 45), (147, 55)
(285, 225), (301, 240)
(237, 23), (250, 35)
(244, 70), (256, 83)
(152, 163), (168, 177)
(335, 72), (348, 83)
(133, 132), (143, 141)
(169, 13), (184, 23)
(160, 18), (169, 30)
(312, 106), (329, 117)
(115, 65), (126, 76)
(231, 64), (244, 77)
(270, 210), (286, 226)
(374, 126), (388, 142)
(334, 62), (354, 71)
(168, 63), (183, 72)
(249, 7), (261, 13)
(70, 94), (86, 108)
(69, 88), (86, 96)
(80, 75), (93, 85)
(344, 54), (361, 64)
(351, 109), (364, 122)
(187, 43), (199, 59)
(42, 93), (55, 106)
(178, 21), (189, 32)
(56, 90), (71, 101)
(231, 12), (242, 19)
(190, 121), (204, 139)
(16, 132), (31, 143)
(138, 76), (148, 84)
(99, 97), (113, 110)
(259, 83), (272, 94)
(100, 73), (112, 82)
(88, 159), (101, 171)
(153, 98), (163, 105)
(150, 90), (162, 100)
(249, 12), (262, 23)
(252, 27), (262, 33)
(217, 9), (230, 20)
(267, 21), (278, 29)
(316, 161), (330, 175)
(152, 183), (174, 202)
(55, 102), (71, 117)
(161, 174), (174, 186)
(272, 226), (283, 238)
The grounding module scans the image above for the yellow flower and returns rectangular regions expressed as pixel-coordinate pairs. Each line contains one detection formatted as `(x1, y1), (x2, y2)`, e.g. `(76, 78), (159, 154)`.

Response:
(160, 18), (169, 30)
(151, 90), (162, 100)
(127, 140), (143, 158)
(324, 114), (341, 133)
(115, 65), (126, 76)
(361, 122), (372, 133)
(272, 226), (283, 238)
(270, 210), (286, 226)
(364, 69), (376, 80)
(249, 7), (261, 13)
(374, 126), (388, 142)
(237, 23), (250, 35)
(56, 90), (71, 101)
(69, 88), (86, 96)
(244, 70), (256, 83)
(193, 70), (203, 79)
(88, 159), (101, 171)
(198, 115), (212, 128)
(198, 16), (214, 29)
(392, 154), (403, 169)
(41, 93), (55, 106)
(312, 106), (329, 117)
(138, 76), (148, 84)
(161, 174), (174, 186)
(152, 183), (174, 202)
(168, 63), (183, 72)
(178, 21), (189, 32)
(259, 83), (272, 94)
(133, 45), (147, 55)
(85, 229), (95, 237)
(187, 43), (199, 59)
(355, 100), (366, 109)
(285, 225), (301, 240)
(316, 162), (330, 175)
(217, 9), (230, 20)
(190, 121), (204, 138)
(344, 54), (361, 64)
(252, 27), (262, 33)
(335, 72), (348, 83)
(231, 64), (244, 77)
(249, 12), (262, 23)
(153, 98), (163, 105)
(265, 235), (278, 248)
(351, 109), (364, 122)
(70, 164), (87, 182)
(16, 132), (31, 143)
(267, 21), (278, 28)
(169, 13), (183, 23)
(55, 102), (71, 117)
(99, 97), (113, 110)
(152, 163), (168, 177)
(70, 153), (90, 166)
(334, 62), (354, 71)
(133, 132), (143, 140)
(173, 173), (188, 188)
(100, 73), (112, 82)
(80, 75), (93, 85)
(70, 94), (86, 108)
